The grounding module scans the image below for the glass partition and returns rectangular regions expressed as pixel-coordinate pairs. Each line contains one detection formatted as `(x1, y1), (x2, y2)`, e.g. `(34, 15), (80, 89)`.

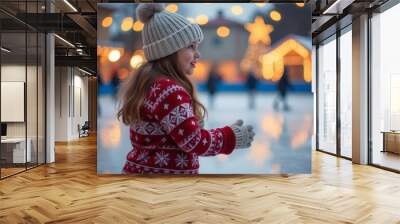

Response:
(0, 1), (46, 179)
(317, 36), (337, 154)
(1, 30), (28, 177)
(27, 31), (38, 169)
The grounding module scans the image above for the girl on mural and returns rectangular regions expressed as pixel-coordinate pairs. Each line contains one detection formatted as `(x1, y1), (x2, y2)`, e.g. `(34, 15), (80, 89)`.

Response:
(117, 3), (255, 174)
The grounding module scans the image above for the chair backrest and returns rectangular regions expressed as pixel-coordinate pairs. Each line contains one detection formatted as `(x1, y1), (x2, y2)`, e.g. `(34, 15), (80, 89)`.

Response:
(82, 121), (90, 129)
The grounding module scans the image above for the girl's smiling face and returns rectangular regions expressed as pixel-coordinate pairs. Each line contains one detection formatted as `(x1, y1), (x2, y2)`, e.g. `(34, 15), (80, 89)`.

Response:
(176, 41), (201, 76)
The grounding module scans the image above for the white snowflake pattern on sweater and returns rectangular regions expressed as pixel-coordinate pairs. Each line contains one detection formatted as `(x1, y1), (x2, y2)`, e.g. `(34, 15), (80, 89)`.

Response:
(154, 151), (170, 167)
(144, 84), (186, 112)
(137, 150), (150, 163)
(160, 103), (194, 133)
(175, 153), (189, 168)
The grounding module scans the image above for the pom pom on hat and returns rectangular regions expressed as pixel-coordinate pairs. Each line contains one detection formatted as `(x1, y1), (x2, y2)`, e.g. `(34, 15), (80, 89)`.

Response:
(136, 3), (164, 24)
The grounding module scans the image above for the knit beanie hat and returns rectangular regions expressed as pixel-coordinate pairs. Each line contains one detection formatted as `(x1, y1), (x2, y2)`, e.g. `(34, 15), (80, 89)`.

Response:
(136, 3), (204, 61)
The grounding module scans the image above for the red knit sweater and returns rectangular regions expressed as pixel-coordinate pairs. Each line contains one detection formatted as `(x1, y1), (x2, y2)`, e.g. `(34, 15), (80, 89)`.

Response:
(123, 77), (236, 174)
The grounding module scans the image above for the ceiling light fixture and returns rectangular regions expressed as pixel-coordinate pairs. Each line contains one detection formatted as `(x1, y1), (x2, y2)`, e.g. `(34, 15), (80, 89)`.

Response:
(322, 0), (354, 15)
(54, 34), (75, 48)
(1, 47), (11, 53)
(63, 0), (78, 12)
(78, 67), (93, 76)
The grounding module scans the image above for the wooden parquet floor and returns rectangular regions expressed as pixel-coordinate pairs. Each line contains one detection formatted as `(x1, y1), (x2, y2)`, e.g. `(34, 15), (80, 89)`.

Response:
(1, 134), (400, 223)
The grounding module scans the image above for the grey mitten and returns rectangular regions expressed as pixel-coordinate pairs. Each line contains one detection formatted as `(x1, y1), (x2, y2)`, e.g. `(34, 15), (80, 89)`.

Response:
(230, 119), (255, 149)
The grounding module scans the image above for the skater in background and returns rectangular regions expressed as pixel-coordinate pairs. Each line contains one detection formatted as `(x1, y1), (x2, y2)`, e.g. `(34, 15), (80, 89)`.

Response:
(246, 66), (258, 109)
(274, 65), (291, 111)
(206, 64), (221, 109)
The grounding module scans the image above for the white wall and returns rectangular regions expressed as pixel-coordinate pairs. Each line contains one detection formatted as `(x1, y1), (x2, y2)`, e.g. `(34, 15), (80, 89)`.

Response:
(55, 67), (69, 141)
(71, 72), (89, 138)
(1, 82), (24, 122)
(54, 67), (89, 141)
(1, 65), (26, 81)
(1, 65), (35, 138)
(1, 65), (26, 140)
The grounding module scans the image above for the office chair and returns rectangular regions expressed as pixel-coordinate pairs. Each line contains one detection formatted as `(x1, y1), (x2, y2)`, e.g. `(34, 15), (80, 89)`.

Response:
(79, 121), (90, 138)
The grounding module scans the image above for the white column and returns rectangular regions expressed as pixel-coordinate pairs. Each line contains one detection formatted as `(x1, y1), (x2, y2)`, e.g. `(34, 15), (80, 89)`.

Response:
(312, 45), (317, 150)
(352, 14), (369, 164)
(45, 1), (55, 163)
(46, 33), (55, 163)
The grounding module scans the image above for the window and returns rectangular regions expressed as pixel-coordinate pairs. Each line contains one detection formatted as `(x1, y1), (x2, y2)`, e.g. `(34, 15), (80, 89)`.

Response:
(339, 28), (352, 158)
(370, 3), (400, 171)
(317, 36), (337, 154)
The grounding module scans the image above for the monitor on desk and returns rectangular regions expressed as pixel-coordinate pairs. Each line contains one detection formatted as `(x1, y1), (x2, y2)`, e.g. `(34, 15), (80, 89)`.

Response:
(1, 123), (7, 138)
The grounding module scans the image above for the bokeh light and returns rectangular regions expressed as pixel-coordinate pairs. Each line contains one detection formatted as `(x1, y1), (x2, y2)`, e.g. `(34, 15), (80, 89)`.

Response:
(133, 21), (144, 32)
(231, 5), (243, 15)
(255, 3), (266, 7)
(245, 16), (274, 45)
(247, 140), (271, 167)
(216, 26), (230, 38)
(270, 10), (282, 22)
(130, 55), (144, 69)
(101, 121), (121, 149)
(108, 49), (121, 62)
(102, 16), (113, 28)
(262, 113), (284, 140)
(196, 15), (209, 25)
(165, 4), (178, 13)
(120, 17), (133, 32)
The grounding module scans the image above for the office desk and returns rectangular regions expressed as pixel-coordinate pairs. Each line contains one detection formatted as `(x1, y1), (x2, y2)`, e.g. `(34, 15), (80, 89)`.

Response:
(381, 131), (400, 154)
(1, 138), (31, 163)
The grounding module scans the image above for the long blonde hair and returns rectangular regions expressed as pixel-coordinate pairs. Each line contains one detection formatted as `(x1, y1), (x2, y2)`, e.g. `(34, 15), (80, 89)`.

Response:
(117, 52), (207, 125)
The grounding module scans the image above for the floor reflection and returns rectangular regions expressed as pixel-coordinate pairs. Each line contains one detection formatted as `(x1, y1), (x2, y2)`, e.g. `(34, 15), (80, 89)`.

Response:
(372, 151), (400, 171)
(100, 119), (122, 149)
(261, 113), (284, 140)
(246, 140), (271, 167)
(97, 92), (313, 174)
(291, 113), (313, 150)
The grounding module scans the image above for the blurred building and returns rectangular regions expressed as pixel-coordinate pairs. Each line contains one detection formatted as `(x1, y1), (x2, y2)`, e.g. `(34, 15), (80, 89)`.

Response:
(194, 6), (312, 85)
(194, 10), (249, 83)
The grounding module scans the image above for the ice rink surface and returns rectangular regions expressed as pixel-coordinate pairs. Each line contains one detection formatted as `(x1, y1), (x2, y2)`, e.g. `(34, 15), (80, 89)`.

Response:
(97, 92), (313, 174)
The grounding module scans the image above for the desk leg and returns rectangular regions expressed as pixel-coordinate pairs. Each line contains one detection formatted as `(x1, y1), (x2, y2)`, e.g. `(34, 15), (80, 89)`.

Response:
(382, 133), (386, 153)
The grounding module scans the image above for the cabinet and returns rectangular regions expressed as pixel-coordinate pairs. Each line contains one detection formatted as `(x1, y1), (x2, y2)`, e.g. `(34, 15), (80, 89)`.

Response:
(382, 131), (400, 154)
